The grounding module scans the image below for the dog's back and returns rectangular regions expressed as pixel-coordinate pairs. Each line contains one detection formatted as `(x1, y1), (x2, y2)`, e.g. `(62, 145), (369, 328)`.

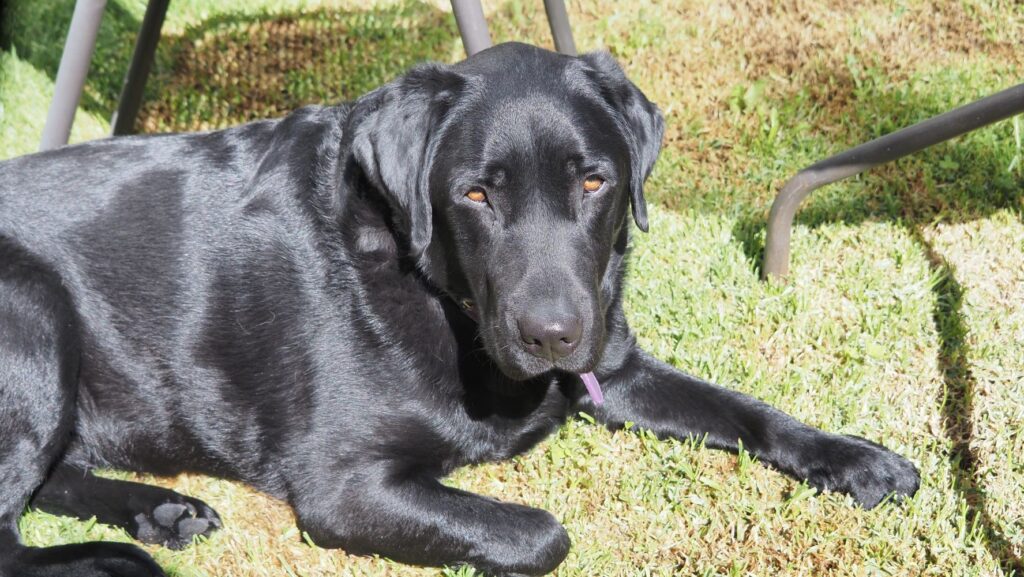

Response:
(0, 123), (280, 254)
(0, 109), (345, 478)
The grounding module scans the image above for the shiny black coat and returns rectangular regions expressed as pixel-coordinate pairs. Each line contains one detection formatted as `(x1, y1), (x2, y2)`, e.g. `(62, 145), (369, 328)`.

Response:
(0, 43), (918, 577)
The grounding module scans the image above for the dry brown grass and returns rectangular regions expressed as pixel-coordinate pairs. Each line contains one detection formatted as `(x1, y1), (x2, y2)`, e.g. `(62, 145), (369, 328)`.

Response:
(570, 0), (1022, 142)
(6, 1), (1023, 575)
(137, 1), (1022, 213)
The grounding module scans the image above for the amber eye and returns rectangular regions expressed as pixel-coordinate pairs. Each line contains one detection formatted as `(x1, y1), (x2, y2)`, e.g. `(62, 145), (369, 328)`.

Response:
(583, 176), (605, 193)
(466, 188), (487, 203)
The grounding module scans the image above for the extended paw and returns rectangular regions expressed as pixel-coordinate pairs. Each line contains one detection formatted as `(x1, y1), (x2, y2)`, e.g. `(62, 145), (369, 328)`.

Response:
(804, 434), (920, 509)
(131, 496), (222, 550)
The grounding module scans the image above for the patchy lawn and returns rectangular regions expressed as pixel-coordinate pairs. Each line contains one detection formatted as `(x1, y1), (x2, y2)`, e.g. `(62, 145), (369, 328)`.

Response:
(1, 0), (1022, 575)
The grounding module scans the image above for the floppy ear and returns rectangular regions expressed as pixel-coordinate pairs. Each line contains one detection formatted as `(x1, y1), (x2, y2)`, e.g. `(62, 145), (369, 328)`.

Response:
(580, 51), (664, 232)
(348, 64), (465, 257)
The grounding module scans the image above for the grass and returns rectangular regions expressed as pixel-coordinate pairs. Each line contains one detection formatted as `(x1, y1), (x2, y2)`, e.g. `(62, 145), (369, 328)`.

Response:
(1, 0), (1023, 575)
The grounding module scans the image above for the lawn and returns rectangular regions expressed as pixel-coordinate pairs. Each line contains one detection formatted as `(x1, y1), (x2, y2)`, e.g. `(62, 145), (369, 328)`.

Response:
(1, 0), (1022, 576)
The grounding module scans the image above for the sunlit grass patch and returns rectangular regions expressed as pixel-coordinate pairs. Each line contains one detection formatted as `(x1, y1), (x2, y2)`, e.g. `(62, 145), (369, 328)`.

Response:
(0, 50), (108, 158)
(2, 0), (1023, 575)
(925, 211), (1024, 571)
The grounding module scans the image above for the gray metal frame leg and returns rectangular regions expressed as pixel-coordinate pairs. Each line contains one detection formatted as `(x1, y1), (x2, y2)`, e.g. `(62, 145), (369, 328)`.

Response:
(451, 1), (576, 58)
(543, 0), (576, 55)
(111, 0), (170, 135)
(40, 0), (108, 151)
(762, 82), (1024, 279)
(451, 0), (492, 57)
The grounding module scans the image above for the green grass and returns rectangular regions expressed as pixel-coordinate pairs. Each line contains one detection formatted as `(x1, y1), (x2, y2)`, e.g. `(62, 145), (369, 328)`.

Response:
(2, 0), (1023, 575)
(0, 49), (107, 159)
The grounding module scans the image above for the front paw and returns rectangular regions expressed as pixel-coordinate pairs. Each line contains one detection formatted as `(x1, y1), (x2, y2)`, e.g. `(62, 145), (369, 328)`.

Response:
(131, 497), (222, 550)
(803, 434), (920, 509)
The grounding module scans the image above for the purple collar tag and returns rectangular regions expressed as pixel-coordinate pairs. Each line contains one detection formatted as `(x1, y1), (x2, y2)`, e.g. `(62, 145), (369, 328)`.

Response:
(580, 372), (604, 405)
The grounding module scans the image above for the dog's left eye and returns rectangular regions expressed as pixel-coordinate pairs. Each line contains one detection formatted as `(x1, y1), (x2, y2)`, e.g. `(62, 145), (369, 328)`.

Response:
(582, 176), (605, 193)
(465, 187), (488, 203)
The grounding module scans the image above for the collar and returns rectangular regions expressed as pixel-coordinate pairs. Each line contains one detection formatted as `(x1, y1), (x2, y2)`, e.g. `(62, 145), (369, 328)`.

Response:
(457, 297), (480, 323)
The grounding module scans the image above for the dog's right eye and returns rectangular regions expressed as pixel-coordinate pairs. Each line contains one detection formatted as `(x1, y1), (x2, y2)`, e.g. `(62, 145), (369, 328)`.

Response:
(465, 188), (488, 203)
(583, 175), (606, 193)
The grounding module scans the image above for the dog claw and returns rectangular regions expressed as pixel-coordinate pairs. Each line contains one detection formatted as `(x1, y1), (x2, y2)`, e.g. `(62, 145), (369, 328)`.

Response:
(208, 509), (223, 529)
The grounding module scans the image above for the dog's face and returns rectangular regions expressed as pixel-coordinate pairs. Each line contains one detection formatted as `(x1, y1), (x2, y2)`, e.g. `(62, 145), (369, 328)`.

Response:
(351, 43), (663, 381)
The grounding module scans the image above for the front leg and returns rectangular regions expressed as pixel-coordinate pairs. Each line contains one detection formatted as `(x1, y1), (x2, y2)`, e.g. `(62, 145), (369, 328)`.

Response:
(30, 464), (222, 550)
(580, 347), (919, 509)
(292, 463), (570, 577)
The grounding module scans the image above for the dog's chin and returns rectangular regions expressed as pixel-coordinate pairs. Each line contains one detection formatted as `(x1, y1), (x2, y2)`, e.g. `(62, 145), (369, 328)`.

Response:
(492, 356), (555, 383)
(486, 341), (600, 384)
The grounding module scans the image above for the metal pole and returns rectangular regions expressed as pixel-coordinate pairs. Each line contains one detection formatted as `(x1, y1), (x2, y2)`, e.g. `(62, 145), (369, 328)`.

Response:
(111, 0), (170, 135)
(543, 0), (576, 56)
(40, 0), (108, 151)
(763, 82), (1024, 279)
(450, 0), (492, 57)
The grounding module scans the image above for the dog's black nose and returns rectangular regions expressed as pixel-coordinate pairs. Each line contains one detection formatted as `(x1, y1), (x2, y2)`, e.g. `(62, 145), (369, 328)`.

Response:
(517, 311), (582, 361)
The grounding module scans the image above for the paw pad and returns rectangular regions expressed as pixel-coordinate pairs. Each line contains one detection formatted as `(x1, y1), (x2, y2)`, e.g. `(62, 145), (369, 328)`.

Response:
(134, 498), (221, 549)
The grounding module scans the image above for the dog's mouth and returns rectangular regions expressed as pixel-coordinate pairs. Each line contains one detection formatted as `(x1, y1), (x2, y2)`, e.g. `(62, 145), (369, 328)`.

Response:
(491, 357), (605, 405)
(458, 298), (604, 404)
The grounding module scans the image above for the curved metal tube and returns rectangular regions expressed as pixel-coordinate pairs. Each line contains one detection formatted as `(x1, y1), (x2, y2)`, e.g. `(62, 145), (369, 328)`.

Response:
(451, 0), (492, 57)
(763, 82), (1024, 279)
(40, 0), (108, 150)
(453, 1), (576, 58)
(543, 0), (577, 56)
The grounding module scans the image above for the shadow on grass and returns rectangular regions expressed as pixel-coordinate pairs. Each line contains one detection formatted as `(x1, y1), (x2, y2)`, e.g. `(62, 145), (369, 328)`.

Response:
(916, 231), (1024, 576)
(137, 2), (459, 132)
(731, 68), (1023, 274)
(0, 0), (459, 131)
(730, 68), (1023, 573)
(0, 0), (142, 118)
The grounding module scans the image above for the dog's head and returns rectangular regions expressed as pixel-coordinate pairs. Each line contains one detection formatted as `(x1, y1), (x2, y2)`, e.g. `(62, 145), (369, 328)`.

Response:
(349, 42), (663, 381)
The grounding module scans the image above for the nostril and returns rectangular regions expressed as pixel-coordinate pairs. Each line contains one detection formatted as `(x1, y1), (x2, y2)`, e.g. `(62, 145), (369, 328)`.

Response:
(517, 314), (583, 361)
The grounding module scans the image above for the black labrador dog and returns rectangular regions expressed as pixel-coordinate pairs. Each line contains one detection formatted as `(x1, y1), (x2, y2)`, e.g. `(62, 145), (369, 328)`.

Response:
(0, 42), (918, 577)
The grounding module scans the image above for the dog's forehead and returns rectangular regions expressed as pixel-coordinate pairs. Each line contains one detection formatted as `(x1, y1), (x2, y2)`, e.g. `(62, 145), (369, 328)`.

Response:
(447, 92), (613, 186)
(454, 43), (600, 101)
(453, 42), (573, 78)
(482, 95), (579, 142)
(456, 87), (615, 165)
(441, 45), (625, 178)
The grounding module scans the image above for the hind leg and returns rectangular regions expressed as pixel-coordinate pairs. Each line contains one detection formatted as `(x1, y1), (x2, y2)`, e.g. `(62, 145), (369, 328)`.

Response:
(31, 464), (222, 550)
(5, 542), (164, 577)
(0, 241), (164, 577)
